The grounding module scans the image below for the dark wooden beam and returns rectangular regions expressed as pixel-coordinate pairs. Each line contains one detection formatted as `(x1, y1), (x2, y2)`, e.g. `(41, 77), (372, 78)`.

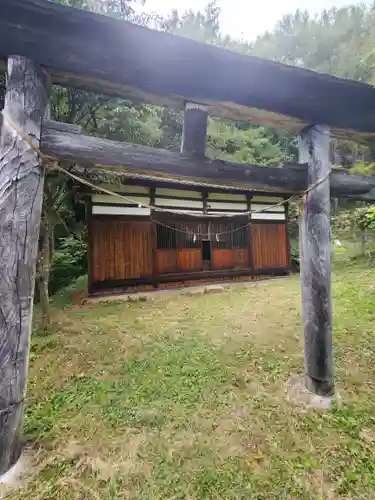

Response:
(330, 171), (375, 200)
(40, 121), (375, 199)
(2, 0), (375, 140)
(0, 56), (50, 475)
(298, 125), (333, 397)
(181, 103), (208, 156)
(41, 122), (306, 193)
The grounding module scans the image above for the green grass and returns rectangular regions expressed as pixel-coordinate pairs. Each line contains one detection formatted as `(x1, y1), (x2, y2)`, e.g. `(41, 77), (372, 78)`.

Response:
(7, 263), (375, 499)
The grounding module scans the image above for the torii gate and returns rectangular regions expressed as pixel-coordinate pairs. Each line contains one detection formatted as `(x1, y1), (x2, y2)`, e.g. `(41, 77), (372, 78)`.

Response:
(2, 0), (375, 478)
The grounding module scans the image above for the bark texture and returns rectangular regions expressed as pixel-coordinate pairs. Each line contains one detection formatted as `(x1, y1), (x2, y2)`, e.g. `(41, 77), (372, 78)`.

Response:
(298, 125), (334, 397)
(0, 56), (49, 475)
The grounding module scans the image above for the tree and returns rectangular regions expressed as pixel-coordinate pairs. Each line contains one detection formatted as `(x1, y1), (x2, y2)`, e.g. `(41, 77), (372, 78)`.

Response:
(162, 2), (220, 43)
(251, 4), (375, 165)
(37, 0), (158, 328)
(36, 174), (77, 328)
(207, 119), (291, 164)
(252, 5), (371, 79)
(158, 3), (290, 164)
(58, 0), (150, 24)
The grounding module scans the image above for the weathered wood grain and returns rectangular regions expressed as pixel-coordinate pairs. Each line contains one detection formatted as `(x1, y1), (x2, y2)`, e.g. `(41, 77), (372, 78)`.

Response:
(2, 0), (375, 140)
(299, 125), (333, 397)
(41, 125), (307, 193)
(0, 57), (49, 475)
(40, 122), (375, 199)
(181, 103), (208, 156)
(42, 120), (82, 135)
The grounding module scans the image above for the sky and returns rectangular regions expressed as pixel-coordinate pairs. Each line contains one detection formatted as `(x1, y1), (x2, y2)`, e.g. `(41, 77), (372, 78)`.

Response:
(140, 0), (367, 41)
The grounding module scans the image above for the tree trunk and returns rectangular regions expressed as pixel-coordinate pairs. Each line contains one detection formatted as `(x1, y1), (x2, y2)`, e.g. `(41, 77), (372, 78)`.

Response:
(37, 222), (52, 332)
(0, 56), (49, 476)
(361, 230), (366, 256)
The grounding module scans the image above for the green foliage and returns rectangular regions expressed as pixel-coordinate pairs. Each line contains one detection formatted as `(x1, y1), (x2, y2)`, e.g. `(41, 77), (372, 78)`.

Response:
(163, 2), (220, 43)
(51, 0), (161, 146)
(350, 161), (375, 176)
(60, 232), (88, 269)
(287, 201), (299, 240)
(52, 275), (89, 309)
(364, 243), (375, 261)
(50, 233), (88, 295)
(359, 206), (375, 232)
(57, 0), (149, 25)
(158, 3), (292, 162)
(331, 207), (375, 235)
(331, 207), (375, 264)
(251, 4), (375, 165)
(51, 256), (81, 294)
(158, 108), (183, 151)
(50, 252), (83, 296)
(252, 5), (372, 79)
(207, 120), (291, 164)
(332, 209), (358, 234)
(92, 102), (162, 146)
(290, 239), (300, 270)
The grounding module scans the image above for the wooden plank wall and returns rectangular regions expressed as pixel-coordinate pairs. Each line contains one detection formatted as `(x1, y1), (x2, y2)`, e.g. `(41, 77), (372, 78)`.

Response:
(155, 250), (177, 274)
(91, 219), (154, 282)
(211, 249), (250, 270)
(212, 249), (233, 270)
(178, 249), (202, 271)
(233, 248), (250, 269)
(251, 223), (289, 269)
(156, 249), (202, 273)
(91, 221), (289, 283)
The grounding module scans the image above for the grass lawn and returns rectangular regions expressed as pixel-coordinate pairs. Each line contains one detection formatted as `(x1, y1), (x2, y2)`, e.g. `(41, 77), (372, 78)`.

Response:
(7, 263), (375, 499)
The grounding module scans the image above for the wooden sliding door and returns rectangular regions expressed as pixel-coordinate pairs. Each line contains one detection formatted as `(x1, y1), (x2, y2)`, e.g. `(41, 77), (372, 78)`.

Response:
(90, 219), (154, 283)
(251, 223), (289, 269)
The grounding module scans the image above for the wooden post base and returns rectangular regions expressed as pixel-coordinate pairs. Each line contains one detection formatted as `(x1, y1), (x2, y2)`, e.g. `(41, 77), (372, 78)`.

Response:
(305, 374), (334, 397)
(287, 375), (333, 409)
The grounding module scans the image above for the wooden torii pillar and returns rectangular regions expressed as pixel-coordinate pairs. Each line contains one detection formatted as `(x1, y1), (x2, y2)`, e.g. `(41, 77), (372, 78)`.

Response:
(298, 125), (334, 398)
(0, 56), (49, 476)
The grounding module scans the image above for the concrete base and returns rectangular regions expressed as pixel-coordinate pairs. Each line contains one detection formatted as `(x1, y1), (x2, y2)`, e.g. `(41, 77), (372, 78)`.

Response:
(0, 456), (25, 498)
(286, 375), (337, 410)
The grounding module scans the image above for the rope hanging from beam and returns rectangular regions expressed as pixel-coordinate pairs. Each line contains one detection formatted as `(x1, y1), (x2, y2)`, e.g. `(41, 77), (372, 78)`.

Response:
(1, 110), (330, 236)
